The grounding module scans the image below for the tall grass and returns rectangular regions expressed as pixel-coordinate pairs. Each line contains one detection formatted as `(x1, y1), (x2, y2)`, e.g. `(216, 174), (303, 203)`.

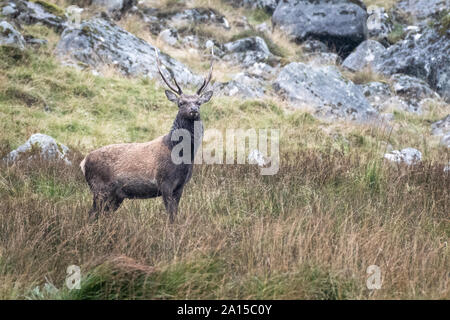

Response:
(0, 149), (448, 299)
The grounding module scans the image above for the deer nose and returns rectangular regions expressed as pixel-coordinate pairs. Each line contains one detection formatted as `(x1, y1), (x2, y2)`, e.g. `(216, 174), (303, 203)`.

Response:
(190, 107), (199, 116)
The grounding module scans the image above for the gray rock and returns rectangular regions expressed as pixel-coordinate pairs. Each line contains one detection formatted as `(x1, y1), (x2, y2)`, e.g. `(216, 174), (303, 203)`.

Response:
(440, 133), (450, 148)
(384, 147), (422, 165)
(2, 2), (18, 16)
(159, 28), (178, 46)
(182, 35), (201, 48)
(170, 7), (230, 29)
(143, 7), (229, 36)
(56, 17), (202, 87)
(431, 115), (450, 136)
(92, 0), (136, 19)
(302, 39), (329, 53)
(256, 22), (271, 33)
(272, 0), (368, 57)
(305, 52), (341, 65)
(3, 0), (67, 32)
(0, 20), (25, 50)
(396, 0), (448, 22)
(431, 114), (450, 148)
(373, 26), (450, 102)
(366, 5), (393, 44)
(273, 62), (378, 121)
(358, 81), (392, 109)
(378, 96), (414, 113)
(222, 36), (272, 67)
(24, 36), (48, 48)
(246, 62), (277, 80)
(342, 40), (386, 71)
(4, 133), (71, 165)
(248, 149), (269, 166)
(391, 74), (440, 113)
(225, 0), (280, 14)
(214, 73), (266, 98)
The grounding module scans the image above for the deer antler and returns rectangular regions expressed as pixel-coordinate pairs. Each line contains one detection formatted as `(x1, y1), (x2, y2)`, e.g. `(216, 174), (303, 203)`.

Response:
(197, 46), (214, 95)
(155, 49), (183, 95)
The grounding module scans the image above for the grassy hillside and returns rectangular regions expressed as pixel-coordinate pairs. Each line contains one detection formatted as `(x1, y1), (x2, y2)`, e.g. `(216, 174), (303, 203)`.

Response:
(0, 4), (449, 300)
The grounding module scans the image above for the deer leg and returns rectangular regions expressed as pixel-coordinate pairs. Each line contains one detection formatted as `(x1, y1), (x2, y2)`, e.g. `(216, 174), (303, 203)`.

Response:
(161, 182), (178, 223)
(172, 186), (184, 218)
(89, 193), (103, 220)
(89, 191), (122, 220)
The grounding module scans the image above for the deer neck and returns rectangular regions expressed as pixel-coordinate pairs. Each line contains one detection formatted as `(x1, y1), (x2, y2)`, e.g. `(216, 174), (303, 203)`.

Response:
(166, 113), (204, 156)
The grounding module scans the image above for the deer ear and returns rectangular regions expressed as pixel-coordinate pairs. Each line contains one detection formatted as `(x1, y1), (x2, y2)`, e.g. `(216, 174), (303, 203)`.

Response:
(199, 90), (213, 104)
(165, 90), (178, 104)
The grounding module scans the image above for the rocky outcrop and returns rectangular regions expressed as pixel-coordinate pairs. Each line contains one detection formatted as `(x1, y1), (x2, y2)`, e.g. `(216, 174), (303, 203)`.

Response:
(214, 73), (266, 98)
(373, 26), (450, 102)
(273, 62), (378, 121)
(358, 81), (392, 110)
(302, 39), (329, 53)
(272, 0), (368, 57)
(305, 52), (341, 66)
(366, 5), (392, 44)
(391, 74), (440, 113)
(91, 0), (137, 20)
(396, 0), (448, 23)
(342, 40), (386, 71)
(0, 20), (25, 50)
(141, 6), (229, 36)
(169, 7), (230, 29)
(222, 36), (273, 67)
(56, 16), (202, 86)
(225, 0), (280, 14)
(1, 0), (67, 32)
(4, 133), (71, 165)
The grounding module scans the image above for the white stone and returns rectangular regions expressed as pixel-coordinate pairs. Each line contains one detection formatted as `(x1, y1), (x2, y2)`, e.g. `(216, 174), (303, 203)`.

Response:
(384, 148), (422, 165)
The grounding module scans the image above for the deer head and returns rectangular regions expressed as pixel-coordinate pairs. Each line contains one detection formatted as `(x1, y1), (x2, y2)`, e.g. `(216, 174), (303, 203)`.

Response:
(155, 48), (214, 120)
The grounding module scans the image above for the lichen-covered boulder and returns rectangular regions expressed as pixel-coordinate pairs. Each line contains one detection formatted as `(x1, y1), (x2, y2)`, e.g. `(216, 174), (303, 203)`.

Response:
(92, 0), (136, 19)
(366, 5), (392, 44)
(358, 81), (392, 109)
(56, 16), (202, 87)
(222, 36), (273, 67)
(4, 133), (71, 165)
(273, 62), (378, 121)
(390, 74), (440, 113)
(1, 0), (67, 32)
(225, 0), (280, 14)
(272, 0), (368, 57)
(0, 20), (25, 50)
(384, 148), (422, 165)
(342, 40), (386, 71)
(305, 52), (341, 66)
(396, 0), (448, 23)
(373, 26), (450, 102)
(214, 73), (266, 98)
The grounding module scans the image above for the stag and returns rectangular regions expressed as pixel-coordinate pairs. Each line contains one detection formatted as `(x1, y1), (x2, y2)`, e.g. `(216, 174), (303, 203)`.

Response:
(80, 49), (214, 222)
